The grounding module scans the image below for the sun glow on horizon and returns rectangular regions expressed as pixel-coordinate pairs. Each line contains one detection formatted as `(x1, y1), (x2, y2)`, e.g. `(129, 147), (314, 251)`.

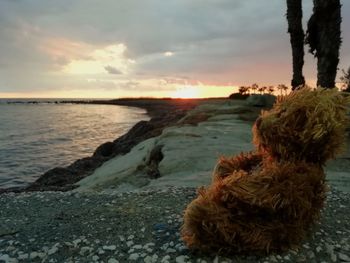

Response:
(170, 85), (237, 99)
(171, 87), (201, 99)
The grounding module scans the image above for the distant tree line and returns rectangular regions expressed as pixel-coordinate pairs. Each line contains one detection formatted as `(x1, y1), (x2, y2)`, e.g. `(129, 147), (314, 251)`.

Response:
(238, 84), (289, 96)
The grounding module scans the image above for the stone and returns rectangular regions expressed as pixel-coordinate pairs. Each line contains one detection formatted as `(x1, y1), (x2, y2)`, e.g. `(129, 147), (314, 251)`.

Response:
(144, 256), (153, 263)
(79, 246), (92, 255)
(48, 244), (59, 255)
(126, 240), (134, 247)
(339, 253), (350, 261)
(161, 255), (171, 263)
(176, 255), (189, 263)
(102, 245), (116, 251)
(128, 253), (139, 260)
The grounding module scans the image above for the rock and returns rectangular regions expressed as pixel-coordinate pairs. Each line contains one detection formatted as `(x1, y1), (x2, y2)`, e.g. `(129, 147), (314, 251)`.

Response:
(128, 253), (139, 260)
(107, 258), (119, 263)
(102, 245), (116, 251)
(132, 244), (142, 249)
(79, 246), (92, 255)
(94, 142), (115, 157)
(175, 255), (189, 263)
(18, 100), (192, 193)
(48, 244), (59, 255)
(18, 253), (29, 260)
(72, 239), (82, 247)
(339, 253), (350, 261)
(144, 256), (154, 263)
(126, 241), (134, 247)
(161, 255), (171, 263)
(29, 251), (45, 259)
(246, 94), (276, 108)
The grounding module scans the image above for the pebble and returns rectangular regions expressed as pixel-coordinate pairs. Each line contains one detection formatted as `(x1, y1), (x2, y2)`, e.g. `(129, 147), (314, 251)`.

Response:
(17, 253), (29, 260)
(97, 248), (105, 255)
(161, 255), (171, 262)
(166, 248), (176, 253)
(79, 246), (92, 255)
(152, 254), (159, 262)
(72, 239), (82, 247)
(30, 251), (45, 259)
(107, 258), (119, 263)
(103, 245), (117, 251)
(48, 244), (59, 255)
(339, 253), (350, 261)
(176, 255), (189, 263)
(144, 255), (154, 263)
(129, 253), (139, 260)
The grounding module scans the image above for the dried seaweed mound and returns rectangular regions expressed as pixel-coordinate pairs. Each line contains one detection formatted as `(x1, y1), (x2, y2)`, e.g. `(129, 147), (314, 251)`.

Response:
(181, 87), (350, 254)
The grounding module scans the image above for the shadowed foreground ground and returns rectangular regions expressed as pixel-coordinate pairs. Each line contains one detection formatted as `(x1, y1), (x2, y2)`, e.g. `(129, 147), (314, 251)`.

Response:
(0, 187), (349, 263)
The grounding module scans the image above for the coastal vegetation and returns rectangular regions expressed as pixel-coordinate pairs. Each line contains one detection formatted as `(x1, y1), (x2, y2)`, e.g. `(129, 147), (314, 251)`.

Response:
(341, 66), (350, 92)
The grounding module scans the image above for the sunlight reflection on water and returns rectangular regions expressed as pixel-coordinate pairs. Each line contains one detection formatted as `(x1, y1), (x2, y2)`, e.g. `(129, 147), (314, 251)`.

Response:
(0, 103), (149, 188)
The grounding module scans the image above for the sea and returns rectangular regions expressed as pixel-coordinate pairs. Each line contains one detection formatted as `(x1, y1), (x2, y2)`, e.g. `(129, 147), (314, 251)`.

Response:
(0, 99), (149, 188)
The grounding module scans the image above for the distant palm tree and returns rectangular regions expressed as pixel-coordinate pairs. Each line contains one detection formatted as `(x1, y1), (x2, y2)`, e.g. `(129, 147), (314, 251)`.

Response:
(251, 83), (258, 94)
(340, 67), (350, 92)
(268, 86), (275, 94)
(286, 0), (305, 90)
(305, 0), (342, 88)
(277, 84), (288, 95)
(238, 86), (249, 95)
(258, 86), (267, 94)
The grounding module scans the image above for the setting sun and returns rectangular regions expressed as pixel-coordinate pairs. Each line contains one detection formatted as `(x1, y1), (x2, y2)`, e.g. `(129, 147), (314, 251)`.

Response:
(171, 87), (201, 99)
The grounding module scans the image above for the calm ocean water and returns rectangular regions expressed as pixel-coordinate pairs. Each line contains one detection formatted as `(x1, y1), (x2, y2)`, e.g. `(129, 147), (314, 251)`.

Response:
(0, 100), (149, 188)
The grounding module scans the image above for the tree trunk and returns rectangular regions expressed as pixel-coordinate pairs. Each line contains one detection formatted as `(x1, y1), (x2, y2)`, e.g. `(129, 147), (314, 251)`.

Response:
(286, 0), (305, 90)
(306, 0), (342, 88)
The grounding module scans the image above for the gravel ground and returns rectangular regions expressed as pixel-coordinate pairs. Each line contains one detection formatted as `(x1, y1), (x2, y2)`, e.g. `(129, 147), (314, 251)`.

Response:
(0, 187), (349, 263)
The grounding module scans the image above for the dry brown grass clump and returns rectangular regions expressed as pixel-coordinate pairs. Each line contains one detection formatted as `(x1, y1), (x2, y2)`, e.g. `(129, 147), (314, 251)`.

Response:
(181, 87), (350, 255)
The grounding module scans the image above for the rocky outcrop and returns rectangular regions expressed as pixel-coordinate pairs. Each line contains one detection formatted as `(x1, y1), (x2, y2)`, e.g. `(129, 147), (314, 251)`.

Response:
(245, 94), (276, 108)
(16, 101), (199, 193)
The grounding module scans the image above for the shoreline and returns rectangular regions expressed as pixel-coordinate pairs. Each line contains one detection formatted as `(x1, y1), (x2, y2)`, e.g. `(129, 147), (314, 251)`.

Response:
(0, 98), (214, 194)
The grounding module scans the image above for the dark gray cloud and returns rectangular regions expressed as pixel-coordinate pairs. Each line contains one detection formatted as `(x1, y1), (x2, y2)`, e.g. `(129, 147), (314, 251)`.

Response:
(0, 0), (349, 95)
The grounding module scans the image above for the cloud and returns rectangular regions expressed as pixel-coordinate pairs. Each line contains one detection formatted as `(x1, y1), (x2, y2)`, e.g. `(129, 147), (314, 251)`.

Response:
(0, 0), (349, 96)
(104, 65), (123, 75)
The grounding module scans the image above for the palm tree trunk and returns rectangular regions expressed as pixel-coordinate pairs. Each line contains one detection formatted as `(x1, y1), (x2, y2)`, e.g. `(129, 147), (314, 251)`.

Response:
(306, 0), (342, 88)
(286, 0), (305, 90)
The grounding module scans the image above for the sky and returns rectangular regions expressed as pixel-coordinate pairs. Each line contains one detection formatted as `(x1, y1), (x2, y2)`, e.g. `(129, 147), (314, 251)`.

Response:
(0, 0), (349, 98)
